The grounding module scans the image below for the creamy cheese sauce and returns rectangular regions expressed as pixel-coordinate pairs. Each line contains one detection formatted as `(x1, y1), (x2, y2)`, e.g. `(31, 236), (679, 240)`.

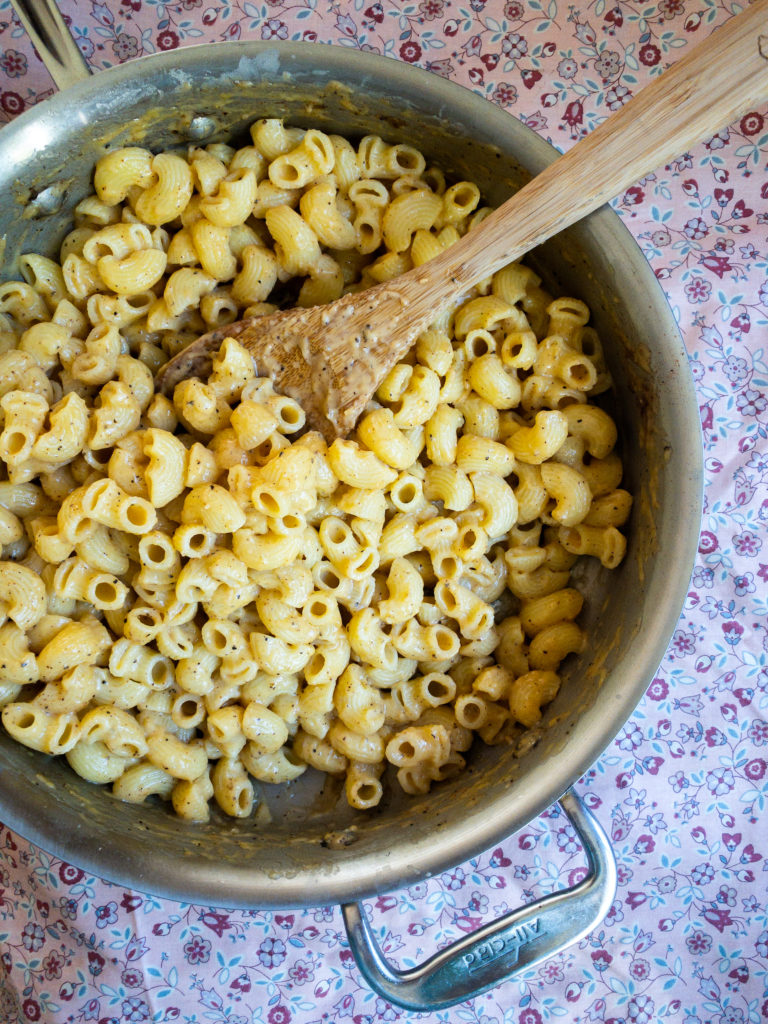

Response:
(157, 285), (414, 438)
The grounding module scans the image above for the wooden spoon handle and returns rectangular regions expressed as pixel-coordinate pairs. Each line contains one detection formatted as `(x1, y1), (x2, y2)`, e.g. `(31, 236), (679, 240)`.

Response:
(412, 0), (768, 305)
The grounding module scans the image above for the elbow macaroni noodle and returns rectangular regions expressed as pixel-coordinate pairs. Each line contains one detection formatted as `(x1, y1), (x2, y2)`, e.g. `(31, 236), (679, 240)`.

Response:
(0, 118), (631, 821)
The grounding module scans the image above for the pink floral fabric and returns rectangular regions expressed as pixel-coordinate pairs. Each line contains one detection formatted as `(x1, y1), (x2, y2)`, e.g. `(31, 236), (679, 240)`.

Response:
(1, 2), (767, 1022)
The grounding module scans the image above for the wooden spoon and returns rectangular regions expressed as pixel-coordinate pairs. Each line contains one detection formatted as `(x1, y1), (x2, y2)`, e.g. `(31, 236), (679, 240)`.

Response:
(156, 2), (768, 437)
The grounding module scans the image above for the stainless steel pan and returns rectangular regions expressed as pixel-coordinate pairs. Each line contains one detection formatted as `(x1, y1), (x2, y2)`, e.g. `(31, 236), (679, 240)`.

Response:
(0, 0), (702, 1009)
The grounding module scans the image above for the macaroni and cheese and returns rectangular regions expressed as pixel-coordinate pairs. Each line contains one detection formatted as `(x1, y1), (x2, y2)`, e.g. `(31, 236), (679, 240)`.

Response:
(0, 120), (631, 821)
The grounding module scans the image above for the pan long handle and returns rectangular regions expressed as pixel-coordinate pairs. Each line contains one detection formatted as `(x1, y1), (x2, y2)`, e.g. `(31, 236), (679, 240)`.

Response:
(341, 789), (616, 1012)
(9, 0), (91, 90)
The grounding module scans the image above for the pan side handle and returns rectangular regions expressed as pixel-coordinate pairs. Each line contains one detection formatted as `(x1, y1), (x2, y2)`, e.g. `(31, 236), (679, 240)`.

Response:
(341, 789), (616, 1012)
(9, 0), (91, 91)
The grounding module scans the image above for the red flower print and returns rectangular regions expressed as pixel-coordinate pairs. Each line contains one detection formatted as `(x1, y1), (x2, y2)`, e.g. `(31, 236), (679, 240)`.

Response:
(0, 49), (27, 77)
(639, 43), (661, 65)
(43, 951), (64, 980)
(492, 82), (516, 108)
(568, 866), (588, 886)
(591, 949), (612, 970)
(59, 981), (75, 1002)
(730, 311), (750, 334)
(684, 217), (707, 239)
(520, 68), (541, 89)
(705, 726), (726, 747)
(288, 958), (314, 983)
(563, 99), (583, 126)
(258, 936), (287, 968)
(702, 907), (734, 933)
(626, 890), (648, 909)
(729, 963), (750, 984)
(501, 32), (528, 60)
(112, 33), (139, 61)
(630, 957), (651, 980)
(21, 922), (44, 951)
(700, 254), (732, 278)
(634, 834), (656, 854)
(261, 18), (288, 39)
(686, 928), (712, 953)
(606, 84), (631, 109)
(524, 111), (548, 131)
(542, 960), (564, 982)
(88, 950), (105, 976)
(595, 49), (620, 79)
(722, 621), (744, 645)
(22, 1000), (41, 1022)
(462, 34), (482, 57)
(400, 40), (422, 62)
(426, 58), (454, 77)
(183, 935), (211, 964)
(647, 677), (669, 700)
(741, 842), (762, 862)
(575, 21), (597, 45)
(705, 129), (730, 150)
(418, 0), (444, 19)
(201, 910), (232, 937)
(364, 3), (384, 22)
(231, 972), (251, 994)
(520, 1009), (543, 1024)
(605, 6), (623, 28)
(740, 111), (764, 136)
(0, 91), (24, 115)
(157, 29), (179, 50)
(58, 862), (84, 885)
(698, 530), (718, 554)
(268, 1006), (292, 1024)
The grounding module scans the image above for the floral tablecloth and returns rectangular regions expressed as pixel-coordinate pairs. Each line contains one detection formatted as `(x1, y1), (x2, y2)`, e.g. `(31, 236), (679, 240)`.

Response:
(0, 2), (766, 1022)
